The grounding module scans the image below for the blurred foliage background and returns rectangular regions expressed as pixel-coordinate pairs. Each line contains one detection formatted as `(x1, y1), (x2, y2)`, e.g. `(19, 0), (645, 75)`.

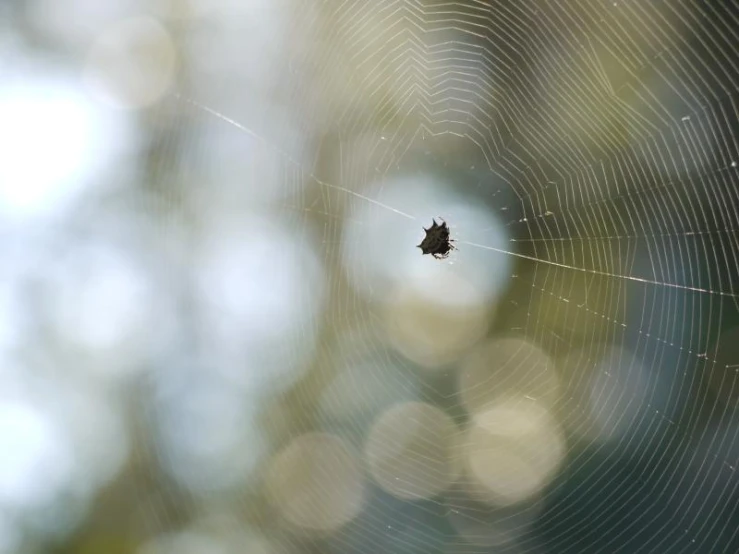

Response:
(2, 0), (739, 553)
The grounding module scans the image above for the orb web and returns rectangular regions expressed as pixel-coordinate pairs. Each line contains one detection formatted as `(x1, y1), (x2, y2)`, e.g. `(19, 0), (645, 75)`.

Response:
(15, 0), (739, 553)
(148, 1), (739, 553)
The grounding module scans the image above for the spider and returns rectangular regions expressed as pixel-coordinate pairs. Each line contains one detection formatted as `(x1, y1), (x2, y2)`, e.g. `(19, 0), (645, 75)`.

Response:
(417, 218), (456, 259)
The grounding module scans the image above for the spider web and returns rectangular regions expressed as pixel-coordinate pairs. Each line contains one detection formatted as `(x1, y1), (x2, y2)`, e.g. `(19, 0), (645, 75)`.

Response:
(142, 1), (739, 553)
(11, 0), (739, 553)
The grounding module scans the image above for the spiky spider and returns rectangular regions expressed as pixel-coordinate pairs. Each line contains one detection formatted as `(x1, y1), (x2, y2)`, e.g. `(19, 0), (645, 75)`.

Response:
(417, 218), (456, 259)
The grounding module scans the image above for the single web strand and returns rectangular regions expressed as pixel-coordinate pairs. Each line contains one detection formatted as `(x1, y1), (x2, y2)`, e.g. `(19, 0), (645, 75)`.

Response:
(175, 94), (737, 300)
(459, 240), (738, 298)
(173, 93), (417, 220)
